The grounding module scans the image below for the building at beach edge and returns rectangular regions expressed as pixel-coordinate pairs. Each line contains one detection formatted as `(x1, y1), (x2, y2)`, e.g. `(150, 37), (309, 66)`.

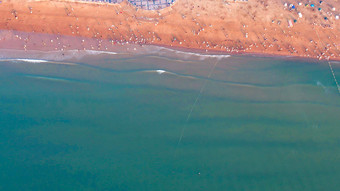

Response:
(75, 0), (176, 10)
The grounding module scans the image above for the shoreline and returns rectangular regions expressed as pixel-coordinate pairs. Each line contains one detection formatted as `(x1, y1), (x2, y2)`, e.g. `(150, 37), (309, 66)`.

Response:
(0, 44), (333, 64)
(0, 29), (338, 63)
(148, 42), (340, 62)
(0, 0), (339, 61)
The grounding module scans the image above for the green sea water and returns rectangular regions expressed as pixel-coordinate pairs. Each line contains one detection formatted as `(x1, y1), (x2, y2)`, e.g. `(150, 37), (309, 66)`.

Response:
(0, 52), (340, 191)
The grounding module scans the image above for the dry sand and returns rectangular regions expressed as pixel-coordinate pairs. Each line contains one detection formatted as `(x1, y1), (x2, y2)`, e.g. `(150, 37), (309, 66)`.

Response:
(0, 0), (339, 60)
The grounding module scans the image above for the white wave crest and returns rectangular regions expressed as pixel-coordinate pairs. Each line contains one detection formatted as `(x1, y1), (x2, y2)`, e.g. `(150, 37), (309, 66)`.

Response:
(156, 70), (166, 74)
(83, 50), (118, 55)
(156, 47), (231, 60)
(42, 50), (119, 61)
(0, 58), (76, 65)
(10, 58), (49, 63)
(144, 69), (169, 74)
(142, 69), (196, 79)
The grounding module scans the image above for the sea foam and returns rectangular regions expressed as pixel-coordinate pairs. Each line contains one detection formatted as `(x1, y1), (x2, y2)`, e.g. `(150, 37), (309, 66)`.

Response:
(0, 58), (49, 63)
(155, 47), (231, 60)
(156, 69), (166, 74)
(0, 58), (76, 65)
(14, 59), (49, 63)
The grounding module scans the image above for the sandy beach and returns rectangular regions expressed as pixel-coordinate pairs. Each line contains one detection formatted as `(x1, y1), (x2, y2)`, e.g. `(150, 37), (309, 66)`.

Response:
(0, 0), (339, 60)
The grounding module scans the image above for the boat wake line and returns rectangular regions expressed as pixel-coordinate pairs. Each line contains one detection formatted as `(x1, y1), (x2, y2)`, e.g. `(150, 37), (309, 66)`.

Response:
(175, 58), (220, 155)
(328, 61), (340, 95)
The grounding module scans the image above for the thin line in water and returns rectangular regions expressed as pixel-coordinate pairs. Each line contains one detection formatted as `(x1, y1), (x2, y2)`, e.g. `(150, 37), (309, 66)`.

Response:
(175, 59), (219, 152)
(314, 28), (339, 95)
(328, 61), (340, 95)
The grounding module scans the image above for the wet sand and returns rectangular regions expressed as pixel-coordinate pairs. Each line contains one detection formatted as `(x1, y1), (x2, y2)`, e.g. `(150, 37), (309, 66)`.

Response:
(0, 0), (339, 60)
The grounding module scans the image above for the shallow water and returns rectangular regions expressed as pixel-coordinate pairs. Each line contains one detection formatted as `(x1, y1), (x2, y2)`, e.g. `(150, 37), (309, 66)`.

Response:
(0, 50), (340, 191)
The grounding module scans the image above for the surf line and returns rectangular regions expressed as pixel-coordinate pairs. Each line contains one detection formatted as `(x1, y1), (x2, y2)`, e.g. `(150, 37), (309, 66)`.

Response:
(175, 59), (220, 152)
(328, 61), (340, 95)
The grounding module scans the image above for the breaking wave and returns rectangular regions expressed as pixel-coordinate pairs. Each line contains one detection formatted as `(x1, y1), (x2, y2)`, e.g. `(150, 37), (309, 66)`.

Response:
(141, 46), (231, 60)
(0, 58), (49, 63)
(0, 49), (120, 62)
(0, 58), (76, 65)
(83, 50), (118, 55)
(161, 47), (230, 59)
(15, 59), (49, 63)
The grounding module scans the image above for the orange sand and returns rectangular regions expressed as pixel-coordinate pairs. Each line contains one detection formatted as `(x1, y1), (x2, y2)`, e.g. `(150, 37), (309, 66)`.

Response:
(0, 0), (339, 60)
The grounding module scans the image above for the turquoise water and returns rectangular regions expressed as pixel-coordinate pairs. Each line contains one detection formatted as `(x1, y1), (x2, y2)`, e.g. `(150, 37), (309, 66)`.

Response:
(0, 52), (340, 190)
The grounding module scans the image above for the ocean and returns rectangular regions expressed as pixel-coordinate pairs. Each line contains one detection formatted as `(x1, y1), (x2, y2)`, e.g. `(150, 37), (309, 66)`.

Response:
(0, 48), (339, 190)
